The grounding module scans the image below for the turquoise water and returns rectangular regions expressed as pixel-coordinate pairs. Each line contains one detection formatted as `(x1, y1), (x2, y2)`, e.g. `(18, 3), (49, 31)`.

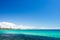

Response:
(0, 30), (60, 38)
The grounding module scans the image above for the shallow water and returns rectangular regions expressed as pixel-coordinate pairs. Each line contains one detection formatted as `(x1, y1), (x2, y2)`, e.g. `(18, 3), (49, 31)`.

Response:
(0, 30), (60, 38)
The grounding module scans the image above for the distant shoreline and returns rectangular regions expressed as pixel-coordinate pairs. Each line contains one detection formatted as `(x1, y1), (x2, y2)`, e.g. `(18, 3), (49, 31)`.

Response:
(0, 29), (60, 30)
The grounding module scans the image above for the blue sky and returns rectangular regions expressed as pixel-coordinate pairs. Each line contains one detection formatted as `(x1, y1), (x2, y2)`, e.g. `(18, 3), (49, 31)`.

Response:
(0, 0), (60, 29)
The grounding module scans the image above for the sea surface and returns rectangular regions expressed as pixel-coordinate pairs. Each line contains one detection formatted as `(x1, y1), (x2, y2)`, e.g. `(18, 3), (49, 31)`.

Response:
(0, 30), (60, 40)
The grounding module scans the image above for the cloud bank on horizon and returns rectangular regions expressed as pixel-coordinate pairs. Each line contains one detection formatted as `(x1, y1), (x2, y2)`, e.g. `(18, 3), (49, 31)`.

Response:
(0, 22), (60, 29)
(0, 22), (35, 29)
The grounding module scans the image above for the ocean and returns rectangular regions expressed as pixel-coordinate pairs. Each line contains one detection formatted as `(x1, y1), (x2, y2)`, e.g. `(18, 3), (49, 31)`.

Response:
(0, 30), (60, 40)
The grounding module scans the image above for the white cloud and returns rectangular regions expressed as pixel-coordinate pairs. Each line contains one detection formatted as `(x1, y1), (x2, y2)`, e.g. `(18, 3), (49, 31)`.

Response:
(0, 22), (60, 29)
(0, 22), (35, 29)
(0, 22), (16, 28)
